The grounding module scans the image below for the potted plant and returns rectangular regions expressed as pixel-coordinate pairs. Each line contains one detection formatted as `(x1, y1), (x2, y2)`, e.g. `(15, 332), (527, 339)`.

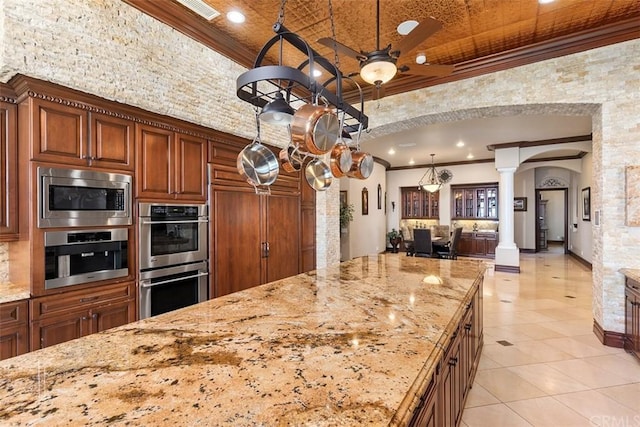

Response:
(387, 228), (402, 253)
(340, 203), (354, 233)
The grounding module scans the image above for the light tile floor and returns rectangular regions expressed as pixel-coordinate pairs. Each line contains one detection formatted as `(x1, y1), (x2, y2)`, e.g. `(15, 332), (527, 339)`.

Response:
(462, 244), (640, 427)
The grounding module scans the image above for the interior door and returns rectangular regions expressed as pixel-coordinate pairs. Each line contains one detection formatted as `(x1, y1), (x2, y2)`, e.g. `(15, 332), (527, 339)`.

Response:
(212, 190), (262, 297)
(266, 194), (300, 283)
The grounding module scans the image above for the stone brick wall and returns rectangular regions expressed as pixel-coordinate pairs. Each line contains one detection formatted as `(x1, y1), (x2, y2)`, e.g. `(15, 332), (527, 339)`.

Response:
(1, 0), (639, 332)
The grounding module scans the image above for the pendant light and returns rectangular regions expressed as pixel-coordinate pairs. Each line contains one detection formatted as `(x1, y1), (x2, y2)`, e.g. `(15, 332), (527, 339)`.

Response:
(418, 154), (443, 193)
(259, 92), (295, 126)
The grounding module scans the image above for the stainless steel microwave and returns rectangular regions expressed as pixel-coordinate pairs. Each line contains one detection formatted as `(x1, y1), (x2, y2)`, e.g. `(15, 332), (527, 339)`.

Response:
(38, 167), (132, 228)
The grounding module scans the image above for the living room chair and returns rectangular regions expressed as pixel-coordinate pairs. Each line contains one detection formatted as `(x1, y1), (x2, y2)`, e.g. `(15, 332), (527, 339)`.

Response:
(436, 227), (463, 260)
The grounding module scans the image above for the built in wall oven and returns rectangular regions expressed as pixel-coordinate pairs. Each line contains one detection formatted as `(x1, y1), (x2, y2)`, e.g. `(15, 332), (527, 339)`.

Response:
(38, 167), (132, 228)
(44, 228), (129, 290)
(138, 203), (208, 270)
(138, 260), (208, 319)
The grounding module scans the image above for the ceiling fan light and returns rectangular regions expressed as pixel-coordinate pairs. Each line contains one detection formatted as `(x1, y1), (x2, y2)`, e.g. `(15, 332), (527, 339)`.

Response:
(360, 57), (397, 85)
(260, 92), (294, 126)
(415, 53), (427, 64)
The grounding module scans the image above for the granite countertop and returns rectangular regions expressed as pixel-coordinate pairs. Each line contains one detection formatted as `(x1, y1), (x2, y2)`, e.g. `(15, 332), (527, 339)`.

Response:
(0, 255), (485, 426)
(0, 281), (30, 304)
(620, 268), (640, 283)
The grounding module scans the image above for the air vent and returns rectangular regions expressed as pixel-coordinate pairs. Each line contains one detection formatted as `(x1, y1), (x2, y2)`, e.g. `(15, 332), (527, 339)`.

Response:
(176, 0), (220, 20)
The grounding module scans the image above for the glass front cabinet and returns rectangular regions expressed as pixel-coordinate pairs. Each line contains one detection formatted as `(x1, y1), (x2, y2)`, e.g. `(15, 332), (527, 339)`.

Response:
(452, 183), (498, 219)
(401, 187), (439, 219)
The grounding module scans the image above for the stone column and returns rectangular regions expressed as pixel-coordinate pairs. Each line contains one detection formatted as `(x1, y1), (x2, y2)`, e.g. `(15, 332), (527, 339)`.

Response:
(495, 148), (520, 272)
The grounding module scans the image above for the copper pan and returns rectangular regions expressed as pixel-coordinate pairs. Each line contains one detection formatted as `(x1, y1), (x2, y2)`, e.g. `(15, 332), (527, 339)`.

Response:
(278, 145), (303, 173)
(329, 142), (353, 178)
(290, 104), (340, 155)
(304, 158), (333, 191)
(346, 150), (374, 180)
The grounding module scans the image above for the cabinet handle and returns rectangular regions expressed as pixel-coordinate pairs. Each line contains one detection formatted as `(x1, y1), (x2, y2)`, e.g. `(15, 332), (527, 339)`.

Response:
(81, 296), (100, 303)
(265, 242), (270, 258)
(449, 357), (458, 366)
(465, 323), (472, 331)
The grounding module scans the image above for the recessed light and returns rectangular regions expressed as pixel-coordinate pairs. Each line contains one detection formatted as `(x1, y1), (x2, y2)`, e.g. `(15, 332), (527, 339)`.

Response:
(415, 53), (427, 65)
(226, 10), (245, 23)
(466, 153), (474, 159)
(388, 148), (396, 155)
(312, 69), (322, 77)
(456, 141), (465, 148)
(398, 142), (416, 147)
(539, 0), (554, 3)
(409, 159), (415, 165)
(397, 20), (418, 35)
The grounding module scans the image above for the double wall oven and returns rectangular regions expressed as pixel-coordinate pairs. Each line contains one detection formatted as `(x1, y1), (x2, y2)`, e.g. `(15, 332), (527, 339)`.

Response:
(138, 203), (208, 319)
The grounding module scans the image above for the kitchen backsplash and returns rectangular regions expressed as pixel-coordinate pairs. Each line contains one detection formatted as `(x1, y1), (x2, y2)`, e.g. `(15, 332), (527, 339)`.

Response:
(0, 243), (8, 282)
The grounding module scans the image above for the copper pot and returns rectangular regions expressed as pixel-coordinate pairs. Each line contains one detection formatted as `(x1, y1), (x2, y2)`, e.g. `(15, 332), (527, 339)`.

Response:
(290, 104), (340, 155)
(346, 150), (374, 180)
(278, 145), (303, 173)
(237, 141), (280, 188)
(329, 142), (353, 178)
(304, 158), (332, 191)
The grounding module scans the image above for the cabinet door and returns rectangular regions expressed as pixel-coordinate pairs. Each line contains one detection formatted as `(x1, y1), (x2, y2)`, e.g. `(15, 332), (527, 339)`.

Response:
(458, 233), (473, 256)
(90, 113), (134, 171)
(32, 311), (90, 350)
(212, 190), (263, 297)
(476, 188), (486, 218)
(464, 190), (475, 218)
(453, 189), (464, 218)
(136, 124), (174, 199)
(487, 187), (498, 218)
(31, 98), (88, 164)
(174, 133), (207, 201)
(0, 300), (28, 360)
(0, 100), (18, 240)
(429, 192), (439, 219)
(266, 195), (300, 283)
(91, 298), (136, 333)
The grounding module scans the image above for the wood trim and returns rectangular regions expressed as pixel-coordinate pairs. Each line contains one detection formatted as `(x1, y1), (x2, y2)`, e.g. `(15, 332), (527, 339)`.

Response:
(486, 134), (592, 151)
(519, 248), (536, 254)
(494, 265), (520, 273)
(568, 250), (592, 270)
(593, 319), (625, 348)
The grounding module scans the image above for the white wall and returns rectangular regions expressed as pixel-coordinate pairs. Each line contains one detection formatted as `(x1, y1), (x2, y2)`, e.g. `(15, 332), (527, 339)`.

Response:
(570, 152), (594, 262)
(339, 161), (387, 260)
(540, 190), (566, 242)
(514, 168), (536, 249)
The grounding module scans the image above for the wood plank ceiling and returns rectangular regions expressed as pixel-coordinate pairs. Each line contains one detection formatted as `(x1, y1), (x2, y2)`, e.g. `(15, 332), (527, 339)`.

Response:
(124, 0), (640, 102)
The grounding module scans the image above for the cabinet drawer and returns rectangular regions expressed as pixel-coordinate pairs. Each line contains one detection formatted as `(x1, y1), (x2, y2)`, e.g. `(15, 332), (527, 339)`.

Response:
(0, 299), (28, 326)
(31, 282), (134, 320)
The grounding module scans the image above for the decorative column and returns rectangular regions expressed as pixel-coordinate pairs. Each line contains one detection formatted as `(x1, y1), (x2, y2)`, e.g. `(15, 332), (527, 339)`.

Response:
(495, 148), (520, 272)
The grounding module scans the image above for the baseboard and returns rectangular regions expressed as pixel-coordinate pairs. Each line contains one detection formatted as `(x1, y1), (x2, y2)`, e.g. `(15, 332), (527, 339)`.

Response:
(495, 264), (520, 273)
(519, 248), (536, 254)
(593, 319), (625, 348)
(568, 251), (592, 270)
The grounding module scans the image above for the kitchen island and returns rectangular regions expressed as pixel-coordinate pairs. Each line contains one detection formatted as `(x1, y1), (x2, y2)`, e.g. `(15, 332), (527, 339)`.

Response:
(0, 255), (485, 426)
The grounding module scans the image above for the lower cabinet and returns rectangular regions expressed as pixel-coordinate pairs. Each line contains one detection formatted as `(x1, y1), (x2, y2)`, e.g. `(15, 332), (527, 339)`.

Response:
(410, 280), (483, 426)
(625, 278), (640, 360)
(30, 281), (135, 350)
(0, 299), (29, 360)
(458, 232), (497, 258)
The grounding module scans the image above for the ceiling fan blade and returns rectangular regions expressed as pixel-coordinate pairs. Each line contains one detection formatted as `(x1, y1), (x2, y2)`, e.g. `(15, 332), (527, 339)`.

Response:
(317, 37), (366, 61)
(394, 17), (443, 57)
(400, 64), (454, 77)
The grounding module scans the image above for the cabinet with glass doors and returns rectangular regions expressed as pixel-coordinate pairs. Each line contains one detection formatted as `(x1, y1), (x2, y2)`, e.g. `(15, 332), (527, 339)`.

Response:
(452, 183), (498, 219)
(401, 187), (439, 219)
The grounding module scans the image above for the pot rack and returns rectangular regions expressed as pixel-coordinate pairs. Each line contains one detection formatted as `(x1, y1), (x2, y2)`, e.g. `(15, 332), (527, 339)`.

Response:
(236, 22), (369, 134)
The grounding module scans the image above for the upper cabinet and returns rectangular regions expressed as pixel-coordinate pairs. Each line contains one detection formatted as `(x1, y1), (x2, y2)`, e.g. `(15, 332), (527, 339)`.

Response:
(0, 85), (18, 240)
(452, 183), (499, 219)
(25, 98), (134, 171)
(135, 124), (207, 202)
(401, 187), (439, 219)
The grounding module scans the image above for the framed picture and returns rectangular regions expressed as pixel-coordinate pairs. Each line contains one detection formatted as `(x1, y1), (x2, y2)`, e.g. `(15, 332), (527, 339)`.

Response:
(582, 187), (591, 221)
(362, 187), (368, 215)
(377, 184), (382, 210)
(514, 197), (527, 211)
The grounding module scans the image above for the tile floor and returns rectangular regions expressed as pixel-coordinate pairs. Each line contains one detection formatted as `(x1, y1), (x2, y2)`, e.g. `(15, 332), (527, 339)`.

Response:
(462, 244), (640, 427)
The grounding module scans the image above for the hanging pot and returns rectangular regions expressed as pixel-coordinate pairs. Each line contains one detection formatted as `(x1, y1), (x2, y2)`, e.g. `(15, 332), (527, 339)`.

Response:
(278, 145), (304, 173)
(290, 104), (340, 155)
(346, 150), (374, 180)
(304, 158), (333, 191)
(237, 141), (280, 188)
(329, 141), (353, 178)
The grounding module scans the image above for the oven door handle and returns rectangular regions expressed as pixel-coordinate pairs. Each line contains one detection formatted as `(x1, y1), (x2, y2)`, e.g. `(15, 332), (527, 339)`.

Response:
(139, 219), (208, 225)
(140, 271), (209, 288)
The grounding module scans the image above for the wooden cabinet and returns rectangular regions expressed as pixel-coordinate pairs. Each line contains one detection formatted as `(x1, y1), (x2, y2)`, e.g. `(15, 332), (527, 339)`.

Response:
(136, 124), (207, 202)
(410, 276), (483, 427)
(26, 98), (134, 171)
(452, 184), (498, 219)
(0, 300), (29, 360)
(30, 281), (135, 350)
(0, 86), (18, 241)
(209, 137), (313, 298)
(625, 278), (640, 360)
(458, 232), (498, 258)
(401, 187), (439, 219)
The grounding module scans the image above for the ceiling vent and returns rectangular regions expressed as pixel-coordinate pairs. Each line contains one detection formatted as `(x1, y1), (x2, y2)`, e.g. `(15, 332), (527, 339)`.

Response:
(175, 0), (220, 21)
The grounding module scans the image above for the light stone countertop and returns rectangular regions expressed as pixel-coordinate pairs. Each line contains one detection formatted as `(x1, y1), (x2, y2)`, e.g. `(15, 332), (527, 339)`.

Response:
(0, 281), (30, 304)
(620, 268), (640, 283)
(0, 255), (485, 426)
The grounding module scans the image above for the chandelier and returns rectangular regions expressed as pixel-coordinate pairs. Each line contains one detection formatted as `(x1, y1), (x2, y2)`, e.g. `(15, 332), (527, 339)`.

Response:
(418, 154), (453, 193)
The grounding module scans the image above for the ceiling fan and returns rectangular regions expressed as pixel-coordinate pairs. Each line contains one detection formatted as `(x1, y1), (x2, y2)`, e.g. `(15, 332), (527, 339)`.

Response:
(318, 0), (453, 97)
